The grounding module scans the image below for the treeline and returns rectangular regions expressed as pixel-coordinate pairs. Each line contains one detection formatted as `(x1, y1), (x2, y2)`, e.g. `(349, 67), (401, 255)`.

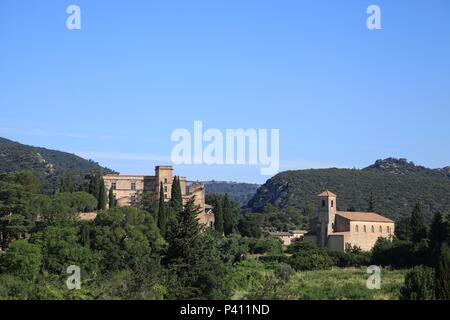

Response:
(0, 172), (255, 299)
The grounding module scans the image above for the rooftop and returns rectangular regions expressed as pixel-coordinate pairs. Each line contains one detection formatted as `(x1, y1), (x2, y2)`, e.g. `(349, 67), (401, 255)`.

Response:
(336, 211), (394, 223)
(318, 190), (337, 197)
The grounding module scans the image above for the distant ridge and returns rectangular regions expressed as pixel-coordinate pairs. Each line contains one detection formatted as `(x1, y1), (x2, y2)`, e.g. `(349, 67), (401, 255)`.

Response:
(0, 137), (115, 192)
(248, 158), (450, 222)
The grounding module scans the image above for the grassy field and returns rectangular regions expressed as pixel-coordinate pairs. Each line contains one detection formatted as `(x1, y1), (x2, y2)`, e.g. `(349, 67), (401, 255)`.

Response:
(231, 259), (407, 300)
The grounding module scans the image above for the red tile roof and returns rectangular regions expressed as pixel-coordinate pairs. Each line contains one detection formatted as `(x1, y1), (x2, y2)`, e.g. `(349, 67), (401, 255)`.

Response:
(336, 211), (394, 223)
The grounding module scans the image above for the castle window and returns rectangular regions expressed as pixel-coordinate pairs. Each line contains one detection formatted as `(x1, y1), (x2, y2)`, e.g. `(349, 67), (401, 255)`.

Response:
(322, 200), (326, 207)
(331, 200), (334, 208)
(363, 225), (367, 232)
(164, 193), (168, 199)
(131, 182), (136, 191)
(164, 186), (168, 192)
(371, 225), (375, 233)
(164, 178), (168, 183)
(111, 182), (116, 190)
(379, 226), (382, 233)
(387, 226), (391, 234)
(356, 225), (359, 232)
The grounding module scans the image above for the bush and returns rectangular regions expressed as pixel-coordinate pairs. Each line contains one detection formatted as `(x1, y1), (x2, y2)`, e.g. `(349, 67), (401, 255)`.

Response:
(0, 240), (42, 280)
(246, 237), (283, 255)
(328, 251), (371, 267)
(400, 266), (435, 300)
(286, 242), (333, 271)
(274, 263), (295, 282)
(371, 238), (429, 268)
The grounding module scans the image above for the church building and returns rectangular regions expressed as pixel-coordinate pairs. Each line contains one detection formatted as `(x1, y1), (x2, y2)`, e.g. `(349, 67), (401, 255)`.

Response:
(314, 190), (394, 252)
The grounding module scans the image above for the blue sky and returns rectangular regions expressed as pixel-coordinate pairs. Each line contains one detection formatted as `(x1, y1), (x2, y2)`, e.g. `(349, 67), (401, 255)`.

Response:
(0, 0), (449, 183)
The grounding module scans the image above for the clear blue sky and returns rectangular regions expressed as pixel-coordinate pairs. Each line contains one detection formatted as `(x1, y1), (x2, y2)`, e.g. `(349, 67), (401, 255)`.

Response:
(1, 0), (449, 183)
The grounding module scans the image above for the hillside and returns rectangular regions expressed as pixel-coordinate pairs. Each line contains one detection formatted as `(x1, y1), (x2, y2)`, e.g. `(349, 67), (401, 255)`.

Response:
(203, 180), (260, 207)
(248, 158), (450, 223)
(0, 137), (115, 192)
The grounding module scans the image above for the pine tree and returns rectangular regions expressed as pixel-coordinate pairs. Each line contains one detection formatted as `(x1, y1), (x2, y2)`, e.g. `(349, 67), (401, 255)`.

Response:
(435, 244), (450, 300)
(97, 178), (107, 210)
(214, 198), (224, 234)
(165, 197), (230, 299)
(157, 182), (167, 237)
(410, 202), (427, 243)
(108, 187), (116, 208)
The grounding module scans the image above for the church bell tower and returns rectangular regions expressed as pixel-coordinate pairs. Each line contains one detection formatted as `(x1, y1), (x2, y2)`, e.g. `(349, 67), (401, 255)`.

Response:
(317, 190), (337, 247)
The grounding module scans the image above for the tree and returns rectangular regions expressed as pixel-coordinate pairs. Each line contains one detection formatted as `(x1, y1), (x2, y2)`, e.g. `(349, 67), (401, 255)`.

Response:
(222, 194), (238, 236)
(410, 202), (427, 243)
(88, 173), (100, 200)
(157, 182), (167, 237)
(395, 215), (412, 241)
(169, 176), (183, 215)
(33, 225), (98, 275)
(165, 198), (230, 299)
(214, 198), (224, 234)
(97, 178), (107, 210)
(93, 206), (163, 273)
(0, 240), (42, 280)
(429, 213), (449, 253)
(237, 213), (262, 238)
(435, 244), (450, 300)
(400, 266), (435, 300)
(108, 187), (116, 208)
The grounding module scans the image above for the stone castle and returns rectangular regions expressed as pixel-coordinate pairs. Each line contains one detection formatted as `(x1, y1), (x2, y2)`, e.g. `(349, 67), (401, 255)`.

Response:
(103, 166), (215, 227)
(314, 190), (395, 251)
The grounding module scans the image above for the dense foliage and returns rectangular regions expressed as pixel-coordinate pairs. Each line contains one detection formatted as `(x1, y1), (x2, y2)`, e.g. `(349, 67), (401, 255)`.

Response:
(248, 158), (450, 226)
(0, 137), (115, 193)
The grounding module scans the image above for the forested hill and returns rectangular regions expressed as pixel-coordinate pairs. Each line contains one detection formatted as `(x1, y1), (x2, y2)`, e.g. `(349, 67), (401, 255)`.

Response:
(203, 181), (260, 207)
(247, 158), (450, 223)
(0, 137), (115, 192)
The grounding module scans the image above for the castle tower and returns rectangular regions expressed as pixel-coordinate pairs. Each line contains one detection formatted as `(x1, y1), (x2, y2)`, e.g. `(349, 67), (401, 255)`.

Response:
(155, 166), (174, 202)
(317, 190), (337, 247)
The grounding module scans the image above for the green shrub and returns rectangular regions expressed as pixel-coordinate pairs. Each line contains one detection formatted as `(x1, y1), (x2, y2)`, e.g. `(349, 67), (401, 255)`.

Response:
(400, 266), (435, 300)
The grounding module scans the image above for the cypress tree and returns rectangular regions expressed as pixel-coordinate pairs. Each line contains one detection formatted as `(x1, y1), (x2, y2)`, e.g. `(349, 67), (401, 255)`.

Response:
(98, 178), (107, 210)
(157, 182), (167, 237)
(108, 187), (116, 208)
(214, 198), (224, 234)
(429, 212), (449, 253)
(222, 194), (236, 236)
(88, 173), (100, 200)
(435, 244), (450, 300)
(410, 202), (427, 243)
(170, 176), (183, 218)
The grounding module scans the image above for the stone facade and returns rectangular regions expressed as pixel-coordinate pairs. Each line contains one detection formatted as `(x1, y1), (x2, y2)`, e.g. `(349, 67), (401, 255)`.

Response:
(103, 166), (215, 227)
(315, 191), (394, 252)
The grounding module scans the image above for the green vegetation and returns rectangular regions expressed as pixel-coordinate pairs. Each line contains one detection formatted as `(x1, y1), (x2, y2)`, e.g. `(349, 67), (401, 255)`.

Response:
(1, 169), (449, 300)
(248, 158), (450, 228)
(203, 181), (260, 207)
(0, 137), (115, 193)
